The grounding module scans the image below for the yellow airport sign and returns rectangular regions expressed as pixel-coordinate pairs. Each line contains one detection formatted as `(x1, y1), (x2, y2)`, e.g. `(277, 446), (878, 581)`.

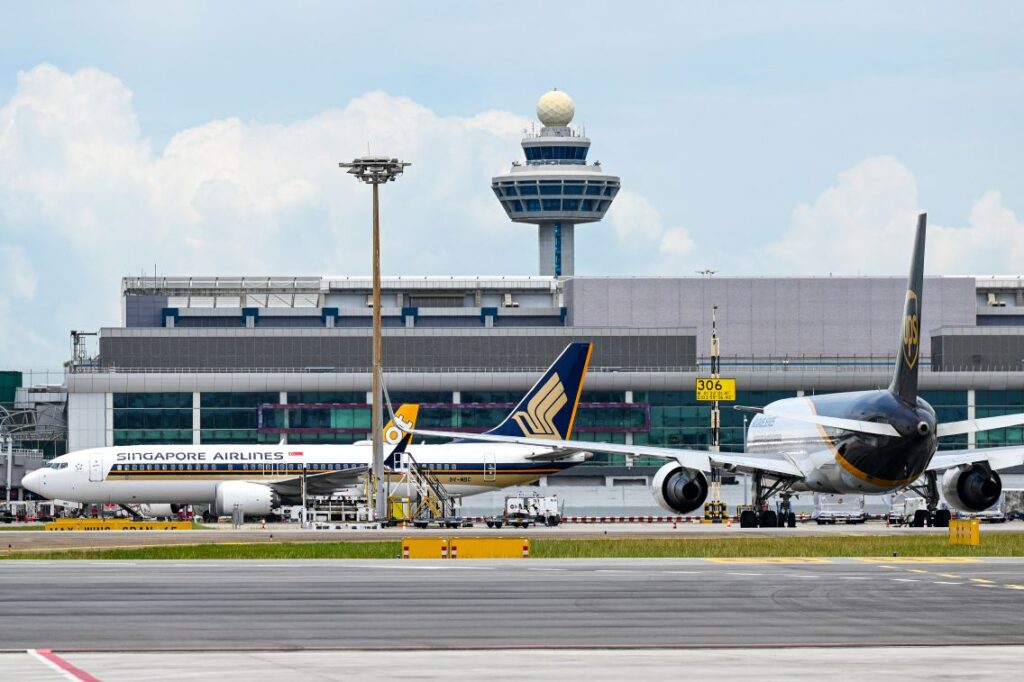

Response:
(696, 378), (736, 401)
(45, 519), (192, 531)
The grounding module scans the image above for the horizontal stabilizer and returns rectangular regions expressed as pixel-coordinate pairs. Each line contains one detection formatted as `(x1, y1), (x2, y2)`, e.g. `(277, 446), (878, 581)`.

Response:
(937, 413), (1024, 438)
(763, 408), (901, 438)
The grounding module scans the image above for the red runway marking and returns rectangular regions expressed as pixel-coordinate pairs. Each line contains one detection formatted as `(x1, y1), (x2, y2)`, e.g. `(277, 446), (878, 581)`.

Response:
(27, 648), (101, 682)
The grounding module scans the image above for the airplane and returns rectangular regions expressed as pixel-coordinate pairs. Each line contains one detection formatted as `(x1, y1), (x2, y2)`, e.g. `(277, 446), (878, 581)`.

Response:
(402, 214), (1024, 528)
(21, 344), (595, 518)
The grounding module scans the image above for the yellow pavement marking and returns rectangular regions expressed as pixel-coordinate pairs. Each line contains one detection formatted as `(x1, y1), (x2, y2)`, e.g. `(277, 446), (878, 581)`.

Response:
(705, 558), (832, 565)
(855, 557), (981, 564)
(971, 578), (994, 584)
(1006, 584), (1024, 590)
(938, 573), (962, 579)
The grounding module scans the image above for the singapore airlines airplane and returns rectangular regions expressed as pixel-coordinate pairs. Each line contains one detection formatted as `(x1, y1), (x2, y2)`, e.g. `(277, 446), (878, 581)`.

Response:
(407, 215), (1024, 528)
(22, 344), (594, 518)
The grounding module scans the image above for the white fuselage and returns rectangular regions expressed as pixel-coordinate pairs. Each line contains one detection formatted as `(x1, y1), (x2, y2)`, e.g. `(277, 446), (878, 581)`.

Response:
(22, 443), (586, 505)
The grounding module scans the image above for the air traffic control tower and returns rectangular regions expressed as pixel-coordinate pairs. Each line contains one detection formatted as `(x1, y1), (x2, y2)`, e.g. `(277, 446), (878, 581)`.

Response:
(492, 90), (620, 277)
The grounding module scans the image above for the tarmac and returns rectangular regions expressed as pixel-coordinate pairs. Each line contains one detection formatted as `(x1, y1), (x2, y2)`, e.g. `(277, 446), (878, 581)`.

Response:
(2, 558), (1023, 679)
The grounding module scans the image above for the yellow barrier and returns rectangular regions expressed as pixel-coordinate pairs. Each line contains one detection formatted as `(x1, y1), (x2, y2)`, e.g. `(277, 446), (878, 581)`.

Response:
(449, 537), (530, 559)
(401, 537), (530, 559)
(401, 537), (449, 559)
(44, 519), (193, 531)
(949, 518), (980, 546)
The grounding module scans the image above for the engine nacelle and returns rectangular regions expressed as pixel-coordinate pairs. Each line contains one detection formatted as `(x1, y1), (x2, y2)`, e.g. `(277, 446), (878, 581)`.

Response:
(652, 463), (709, 514)
(214, 481), (278, 517)
(145, 504), (184, 518)
(941, 465), (1002, 513)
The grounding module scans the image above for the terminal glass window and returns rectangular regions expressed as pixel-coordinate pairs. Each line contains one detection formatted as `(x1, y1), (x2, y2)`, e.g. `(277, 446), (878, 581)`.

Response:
(113, 392), (193, 446)
(518, 184), (538, 195)
(920, 390), (968, 450)
(200, 392), (279, 444)
(976, 391), (1024, 448)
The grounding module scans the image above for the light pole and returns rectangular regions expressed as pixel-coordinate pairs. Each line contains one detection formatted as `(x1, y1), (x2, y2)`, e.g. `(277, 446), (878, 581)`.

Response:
(339, 156), (410, 521)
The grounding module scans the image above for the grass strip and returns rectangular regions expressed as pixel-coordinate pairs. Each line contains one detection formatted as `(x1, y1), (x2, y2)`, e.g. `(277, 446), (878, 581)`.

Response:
(0, 525), (45, 532)
(2, 533), (1023, 560)
(530, 534), (1024, 558)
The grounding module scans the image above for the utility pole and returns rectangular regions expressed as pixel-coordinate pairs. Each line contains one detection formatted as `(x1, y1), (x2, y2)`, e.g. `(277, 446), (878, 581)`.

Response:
(339, 156), (410, 522)
(709, 305), (722, 510)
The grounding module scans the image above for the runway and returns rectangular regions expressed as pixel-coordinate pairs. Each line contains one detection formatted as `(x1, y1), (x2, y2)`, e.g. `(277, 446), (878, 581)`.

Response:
(3, 558), (1023, 680)
(2, 558), (1023, 651)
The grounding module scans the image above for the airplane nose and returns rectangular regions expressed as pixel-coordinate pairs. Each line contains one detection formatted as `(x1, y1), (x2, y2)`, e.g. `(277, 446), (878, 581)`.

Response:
(21, 469), (43, 495)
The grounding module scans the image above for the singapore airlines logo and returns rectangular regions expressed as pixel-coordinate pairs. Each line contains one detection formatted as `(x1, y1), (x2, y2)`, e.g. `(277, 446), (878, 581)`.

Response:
(902, 291), (919, 370)
(512, 374), (568, 438)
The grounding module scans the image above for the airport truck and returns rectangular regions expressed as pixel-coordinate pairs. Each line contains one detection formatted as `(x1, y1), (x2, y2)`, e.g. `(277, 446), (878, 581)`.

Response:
(485, 494), (562, 528)
(813, 494), (866, 525)
(888, 497), (930, 526)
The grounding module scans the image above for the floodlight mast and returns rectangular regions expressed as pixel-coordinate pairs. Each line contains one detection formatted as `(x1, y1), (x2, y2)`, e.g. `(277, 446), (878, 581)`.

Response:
(338, 156), (410, 522)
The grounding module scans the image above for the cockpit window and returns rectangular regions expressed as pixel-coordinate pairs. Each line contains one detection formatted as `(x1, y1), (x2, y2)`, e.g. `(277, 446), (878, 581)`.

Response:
(46, 462), (69, 469)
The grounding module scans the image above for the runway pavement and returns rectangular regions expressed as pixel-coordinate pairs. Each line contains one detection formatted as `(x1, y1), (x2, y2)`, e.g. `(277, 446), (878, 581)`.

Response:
(1, 558), (1022, 651)
(7, 645), (1024, 681)
(3, 558), (1022, 679)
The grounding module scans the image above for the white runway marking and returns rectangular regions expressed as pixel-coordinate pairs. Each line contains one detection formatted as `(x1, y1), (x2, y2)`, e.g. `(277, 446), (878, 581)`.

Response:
(890, 578), (919, 582)
(933, 581), (962, 585)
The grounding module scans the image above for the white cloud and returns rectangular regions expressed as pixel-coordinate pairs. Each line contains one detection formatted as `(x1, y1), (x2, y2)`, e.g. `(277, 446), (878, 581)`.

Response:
(0, 245), (36, 298)
(607, 188), (696, 257)
(0, 64), (538, 365)
(763, 156), (1024, 275)
(659, 226), (695, 256)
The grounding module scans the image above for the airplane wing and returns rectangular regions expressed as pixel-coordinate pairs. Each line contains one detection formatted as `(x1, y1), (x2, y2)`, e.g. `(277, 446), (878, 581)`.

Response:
(408, 428), (804, 478)
(267, 466), (369, 497)
(937, 413), (1024, 438)
(524, 448), (591, 462)
(926, 446), (1024, 474)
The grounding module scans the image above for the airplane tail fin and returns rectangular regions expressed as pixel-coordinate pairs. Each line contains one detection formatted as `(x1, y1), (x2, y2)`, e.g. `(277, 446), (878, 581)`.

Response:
(383, 404), (419, 467)
(486, 342), (593, 441)
(889, 213), (926, 405)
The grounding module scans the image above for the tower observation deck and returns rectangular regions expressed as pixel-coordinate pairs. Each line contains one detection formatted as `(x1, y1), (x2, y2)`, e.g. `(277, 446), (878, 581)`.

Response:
(492, 90), (620, 277)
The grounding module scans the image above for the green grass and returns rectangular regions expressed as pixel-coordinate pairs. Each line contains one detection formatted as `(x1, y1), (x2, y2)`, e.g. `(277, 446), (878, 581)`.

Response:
(3, 533), (1023, 560)
(530, 534), (1024, 558)
(0, 525), (45, 531)
(3, 541), (401, 561)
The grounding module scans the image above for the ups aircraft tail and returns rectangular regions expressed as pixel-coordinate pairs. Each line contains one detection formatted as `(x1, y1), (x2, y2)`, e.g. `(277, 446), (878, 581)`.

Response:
(486, 342), (593, 440)
(889, 213), (926, 405)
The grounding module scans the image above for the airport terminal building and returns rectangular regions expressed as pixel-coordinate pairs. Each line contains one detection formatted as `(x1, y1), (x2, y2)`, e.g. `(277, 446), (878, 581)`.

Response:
(44, 90), (1024, 502)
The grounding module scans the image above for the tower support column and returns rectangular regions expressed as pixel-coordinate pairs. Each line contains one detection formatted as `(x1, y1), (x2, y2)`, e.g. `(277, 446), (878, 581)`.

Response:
(538, 222), (576, 277)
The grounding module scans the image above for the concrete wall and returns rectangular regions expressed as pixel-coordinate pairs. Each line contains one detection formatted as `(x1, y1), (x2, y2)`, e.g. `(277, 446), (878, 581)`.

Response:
(67, 393), (108, 451)
(565, 276), (976, 357)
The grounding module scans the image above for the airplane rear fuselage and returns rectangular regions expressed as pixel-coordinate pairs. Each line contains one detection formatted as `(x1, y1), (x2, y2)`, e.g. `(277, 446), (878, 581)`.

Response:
(747, 390), (937, 494)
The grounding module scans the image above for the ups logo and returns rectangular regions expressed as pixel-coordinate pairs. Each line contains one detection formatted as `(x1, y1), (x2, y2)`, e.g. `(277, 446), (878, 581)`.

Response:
(512, 374), (567, 438)
(902, 291), (919, 369)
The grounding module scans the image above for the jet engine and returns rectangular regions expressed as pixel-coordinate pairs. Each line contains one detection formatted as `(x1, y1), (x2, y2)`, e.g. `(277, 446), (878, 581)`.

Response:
(941, 464), (1002, 513)
(213, 481), (278, 517)
(145, 504), (185, 518)
(651, 463), (709, 514)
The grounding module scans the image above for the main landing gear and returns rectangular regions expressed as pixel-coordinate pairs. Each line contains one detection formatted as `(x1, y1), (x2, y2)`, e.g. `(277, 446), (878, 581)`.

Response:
(905, 471), (951, 528)
(739, 473), (797, 528)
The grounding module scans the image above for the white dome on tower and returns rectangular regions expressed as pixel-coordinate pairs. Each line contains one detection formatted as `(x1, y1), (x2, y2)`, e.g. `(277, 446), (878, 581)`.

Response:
(537, 89), (575, 127)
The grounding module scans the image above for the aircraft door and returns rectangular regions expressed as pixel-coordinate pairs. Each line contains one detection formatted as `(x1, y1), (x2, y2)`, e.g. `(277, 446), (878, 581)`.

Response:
(89, 455), (104, 482)
(484, 454), (496, 482)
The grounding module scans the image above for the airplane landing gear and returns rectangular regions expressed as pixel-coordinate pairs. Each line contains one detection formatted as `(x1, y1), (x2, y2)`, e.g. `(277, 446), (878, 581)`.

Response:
(906, 471), (950, 527)
(740, 473), (795, 528)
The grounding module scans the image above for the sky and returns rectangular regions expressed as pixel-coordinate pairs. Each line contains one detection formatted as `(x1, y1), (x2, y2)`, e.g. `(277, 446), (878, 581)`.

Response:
(1, 1), (1022, 368)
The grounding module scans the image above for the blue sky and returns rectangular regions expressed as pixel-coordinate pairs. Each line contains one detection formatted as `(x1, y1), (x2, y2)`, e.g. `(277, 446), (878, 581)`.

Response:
(1, 1), (1022, 368)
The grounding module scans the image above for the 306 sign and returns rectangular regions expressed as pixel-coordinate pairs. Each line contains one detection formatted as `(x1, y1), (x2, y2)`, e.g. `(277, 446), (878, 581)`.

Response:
(695, 378), (736, 401)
